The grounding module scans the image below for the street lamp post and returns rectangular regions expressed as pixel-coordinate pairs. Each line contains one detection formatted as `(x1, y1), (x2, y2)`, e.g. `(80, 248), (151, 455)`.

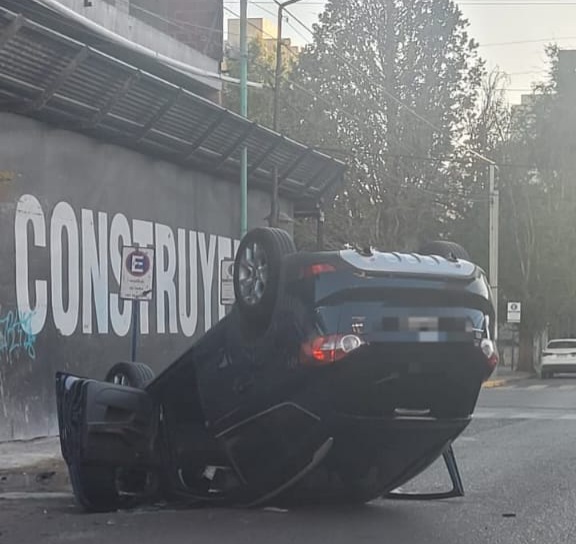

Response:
(489, 163), (500, 340)
(273, 0), (303, 132)
(240, 0), (248, 237)
(269, 0), (304, 229)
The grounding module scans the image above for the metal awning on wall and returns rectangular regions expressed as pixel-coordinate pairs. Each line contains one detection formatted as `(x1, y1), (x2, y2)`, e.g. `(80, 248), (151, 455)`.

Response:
(0, 5), (346, 206)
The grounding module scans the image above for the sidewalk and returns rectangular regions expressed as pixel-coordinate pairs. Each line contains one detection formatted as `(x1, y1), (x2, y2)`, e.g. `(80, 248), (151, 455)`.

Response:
(0, 437), (69, 494)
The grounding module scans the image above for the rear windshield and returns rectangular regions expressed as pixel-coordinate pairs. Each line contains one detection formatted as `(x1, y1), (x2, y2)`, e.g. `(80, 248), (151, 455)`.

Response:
(547, 341), (576, 350)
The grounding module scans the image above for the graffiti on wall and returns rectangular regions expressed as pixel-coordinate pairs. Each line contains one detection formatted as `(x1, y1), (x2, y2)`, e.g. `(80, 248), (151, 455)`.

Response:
(0, 306), (36, 364)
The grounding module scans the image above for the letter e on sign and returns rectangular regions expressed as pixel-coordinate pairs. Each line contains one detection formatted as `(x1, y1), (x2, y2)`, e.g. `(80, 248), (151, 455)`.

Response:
(120, 246), (155, 300)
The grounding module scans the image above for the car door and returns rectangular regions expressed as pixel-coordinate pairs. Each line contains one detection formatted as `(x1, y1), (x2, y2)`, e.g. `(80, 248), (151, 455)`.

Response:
(56, 372), (157, 469)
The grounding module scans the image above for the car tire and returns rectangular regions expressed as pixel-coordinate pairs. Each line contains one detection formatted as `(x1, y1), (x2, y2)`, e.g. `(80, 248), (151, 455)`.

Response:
(69, 462), (120, 513)
(233, 227), (296, 325)
(104, 362), (155, 388)
(419, 240), (470, 261)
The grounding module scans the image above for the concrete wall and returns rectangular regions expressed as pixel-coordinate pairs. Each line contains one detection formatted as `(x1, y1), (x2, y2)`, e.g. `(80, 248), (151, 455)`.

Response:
(53, 0), (222, 92)
(131, 0), (223, 61)
(0, 113), (290, 441)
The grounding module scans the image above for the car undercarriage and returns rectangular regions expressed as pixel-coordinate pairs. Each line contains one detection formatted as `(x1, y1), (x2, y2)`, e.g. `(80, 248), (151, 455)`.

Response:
(56, 228), (496, 512)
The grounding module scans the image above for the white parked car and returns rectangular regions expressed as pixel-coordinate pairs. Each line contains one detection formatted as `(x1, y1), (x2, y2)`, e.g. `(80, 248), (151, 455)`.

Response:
(540, 339), (576, 379)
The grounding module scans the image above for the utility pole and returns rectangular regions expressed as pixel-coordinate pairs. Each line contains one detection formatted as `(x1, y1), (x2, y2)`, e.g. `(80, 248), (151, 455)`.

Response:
(240, 0), (248, 237)
(489, 163), (499, 339)
(273, 0), (303, 132)
(270, 0), (303, 227)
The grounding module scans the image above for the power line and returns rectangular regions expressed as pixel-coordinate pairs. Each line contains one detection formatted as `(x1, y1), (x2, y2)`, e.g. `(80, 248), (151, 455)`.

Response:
(479, 36), (576, 48)
(224, 4), (507, 173)
(281, 4), (495, 165)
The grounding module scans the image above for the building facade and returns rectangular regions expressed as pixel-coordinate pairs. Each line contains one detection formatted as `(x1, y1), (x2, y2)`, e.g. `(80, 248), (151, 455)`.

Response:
(0, 2), (344, 441)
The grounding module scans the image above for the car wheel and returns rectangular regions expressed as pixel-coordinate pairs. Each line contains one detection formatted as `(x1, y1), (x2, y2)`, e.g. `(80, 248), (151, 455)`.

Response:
(233, 227), (296, 324)
(104, 362), (155, 388)
(69, 463), (120, 513)
(419, 240), (470, 261)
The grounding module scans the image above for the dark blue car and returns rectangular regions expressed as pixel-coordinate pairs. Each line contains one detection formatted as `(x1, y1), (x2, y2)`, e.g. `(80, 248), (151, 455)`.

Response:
(56, 228), (497, 512)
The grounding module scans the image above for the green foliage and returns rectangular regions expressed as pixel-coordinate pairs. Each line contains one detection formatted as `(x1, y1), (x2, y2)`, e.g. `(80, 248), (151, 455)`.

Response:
(498, 46), (576, 340)
(222, 39), (277, 126)
(285, 0), (485, 250)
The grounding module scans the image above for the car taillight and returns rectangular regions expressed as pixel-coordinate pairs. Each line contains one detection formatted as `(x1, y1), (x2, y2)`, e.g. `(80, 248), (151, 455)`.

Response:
(480, 338), (499, 380)
(301, 263), (337, 278)
(300, 334), (365, 366)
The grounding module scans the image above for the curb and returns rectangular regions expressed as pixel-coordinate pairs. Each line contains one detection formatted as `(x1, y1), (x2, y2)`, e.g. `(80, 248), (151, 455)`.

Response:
(482, 371), (535, 389)
(482, 379), (508, 389)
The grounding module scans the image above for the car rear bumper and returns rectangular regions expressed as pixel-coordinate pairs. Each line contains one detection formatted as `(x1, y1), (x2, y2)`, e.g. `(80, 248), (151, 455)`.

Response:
(541, 362), (576, 373)
(299, 342), (487, 420)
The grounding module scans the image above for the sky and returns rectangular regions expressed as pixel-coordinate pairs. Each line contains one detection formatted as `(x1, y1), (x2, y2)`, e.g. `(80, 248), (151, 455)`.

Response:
(223, 0), (576, 104)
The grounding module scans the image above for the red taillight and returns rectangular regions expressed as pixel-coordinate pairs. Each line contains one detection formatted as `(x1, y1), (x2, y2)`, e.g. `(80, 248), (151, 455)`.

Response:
(300, 334), (365, 366)
(481, 338), (499, 380)
(301, 263), (337, 278)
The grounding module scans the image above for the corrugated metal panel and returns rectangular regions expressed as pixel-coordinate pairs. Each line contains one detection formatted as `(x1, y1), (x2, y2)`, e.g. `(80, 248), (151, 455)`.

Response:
(0, 6), (346, 205)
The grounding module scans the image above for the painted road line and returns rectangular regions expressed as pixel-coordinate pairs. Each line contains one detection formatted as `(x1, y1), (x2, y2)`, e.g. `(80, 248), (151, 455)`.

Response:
(558, 385), (576, 390)
(472, 412), (497, 419)
(473, 411), (576, 421)
(525, 385), (548, 390)
(0, 492), (73, 501)
(508, 412), (549, 419)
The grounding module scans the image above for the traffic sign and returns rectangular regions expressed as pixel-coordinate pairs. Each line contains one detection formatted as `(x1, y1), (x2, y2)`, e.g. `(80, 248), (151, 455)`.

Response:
(220, 259), (235, 306)
(507, 302), (521, 324)
(120, 246), (155, 301)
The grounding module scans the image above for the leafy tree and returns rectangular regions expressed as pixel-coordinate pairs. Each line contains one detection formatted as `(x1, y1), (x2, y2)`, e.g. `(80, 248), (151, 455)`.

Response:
(222, 39), (277, 126)
(448, 69), (513, 272)
(287, 0), (485, 250)
(494, 46), (576, 370)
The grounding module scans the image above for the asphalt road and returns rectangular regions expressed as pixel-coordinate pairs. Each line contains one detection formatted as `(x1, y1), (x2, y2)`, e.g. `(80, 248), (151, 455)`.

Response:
(3, 376), (576, 544)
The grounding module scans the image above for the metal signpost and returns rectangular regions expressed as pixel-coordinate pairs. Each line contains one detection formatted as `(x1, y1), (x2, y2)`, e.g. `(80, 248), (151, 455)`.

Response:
(120, 246), (155, 362)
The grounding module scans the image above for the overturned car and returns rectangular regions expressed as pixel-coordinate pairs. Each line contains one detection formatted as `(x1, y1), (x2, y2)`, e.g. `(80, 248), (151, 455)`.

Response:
(56, 228), (497, 512)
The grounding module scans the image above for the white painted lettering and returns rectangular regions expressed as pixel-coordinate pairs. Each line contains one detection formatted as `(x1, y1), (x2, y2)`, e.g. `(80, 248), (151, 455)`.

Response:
(14, 194), (48, 335)
(198, 232), (217, 331)
(82, 210), (109, 334)
(178, 229), (198, 337)
(109, 213), (132, 336)
(155, 223), (178, 334)
(50, 202), (79, 336)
